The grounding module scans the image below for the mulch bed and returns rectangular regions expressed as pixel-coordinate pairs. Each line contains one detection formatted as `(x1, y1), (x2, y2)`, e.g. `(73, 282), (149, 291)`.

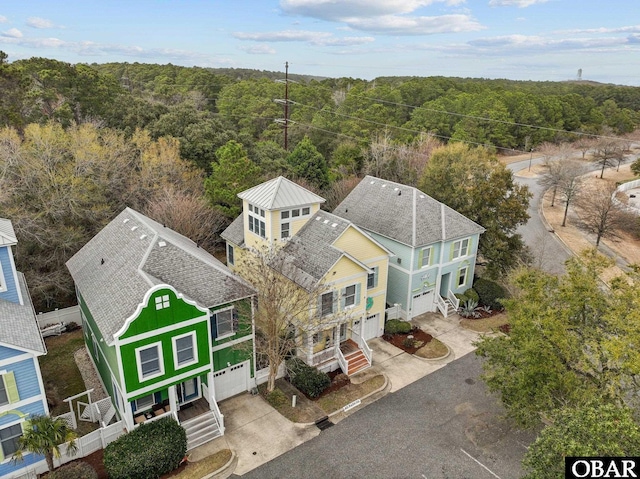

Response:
(285, 369), (352, 402)
(383, 327), (434, 354)
(53, 448), (189, 479)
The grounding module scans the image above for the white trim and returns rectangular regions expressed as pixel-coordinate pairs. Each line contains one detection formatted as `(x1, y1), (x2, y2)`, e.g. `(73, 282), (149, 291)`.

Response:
(172, 331), (198, 370)
(212, 306), (235, 340)
(118, 314), (207, 346)
(7, 246), (24, 305)
(135, 341), (164, 383)
(0, 256), (6, 293)
(112, 284), (209, 346)
(211, 333), (252, 352)
(125, 364), (211, 399)
(420, 246), (433, 269)
(0, 418), (26, 463)
(0, 353), (32, 369)
(388, 261), (410, 273)
(457, 266), (469, 288)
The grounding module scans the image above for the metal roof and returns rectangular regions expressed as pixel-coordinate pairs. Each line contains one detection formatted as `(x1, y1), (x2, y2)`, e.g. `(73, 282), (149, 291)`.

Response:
(238, 176), (325, 210)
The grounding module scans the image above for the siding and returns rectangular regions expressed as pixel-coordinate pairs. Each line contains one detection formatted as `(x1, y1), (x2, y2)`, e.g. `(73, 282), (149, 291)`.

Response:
(0, 450), (46, 478)
(386, 266), (410, 311)
(0, 400), (46, 428)
(0, 345), (23, 362)
(0, 246), (19, 304)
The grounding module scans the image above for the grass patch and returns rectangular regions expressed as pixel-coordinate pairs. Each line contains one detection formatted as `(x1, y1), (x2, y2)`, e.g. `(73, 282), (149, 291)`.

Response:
(316, 375), (385, 414)
(460, 313), (509, 333)
(39, 330), (88, 416)
(171, 450), (232, 479)
(258, 380), (325, 423)
(414, 338), (449, 359)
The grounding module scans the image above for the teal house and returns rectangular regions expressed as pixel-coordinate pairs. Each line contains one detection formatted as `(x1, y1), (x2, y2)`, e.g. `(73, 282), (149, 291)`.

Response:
(66, 208), (256, 450)
(335, 176), (485, 320)
(0, 219), (49, 478)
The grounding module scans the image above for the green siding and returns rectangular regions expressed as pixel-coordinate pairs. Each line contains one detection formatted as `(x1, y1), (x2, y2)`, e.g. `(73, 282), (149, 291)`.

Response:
(213, 346), (253, 377)
(211, 299), (253, 348)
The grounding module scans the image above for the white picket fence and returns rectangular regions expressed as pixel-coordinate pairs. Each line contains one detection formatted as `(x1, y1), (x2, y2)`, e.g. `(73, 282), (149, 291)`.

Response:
(36, 305), (81, 329)
(14, 421), (125, 478)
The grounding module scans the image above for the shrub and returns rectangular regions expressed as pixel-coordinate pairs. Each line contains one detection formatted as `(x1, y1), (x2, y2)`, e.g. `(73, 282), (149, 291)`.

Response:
(47, 462), (97, 479)
(286, 358), (330, 398)
(384, 319), (411, 335)
(402, 337), (415, 348)
(104, 416), (187, 479)
(462, 288), (479, 303)
(473, 277), (506, 310)
(266, 388), (287, 408)
(458, 299), (481, 318)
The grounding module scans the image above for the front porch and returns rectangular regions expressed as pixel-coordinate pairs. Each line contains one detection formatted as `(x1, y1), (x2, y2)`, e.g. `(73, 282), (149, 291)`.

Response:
(306, 321), (373, 376)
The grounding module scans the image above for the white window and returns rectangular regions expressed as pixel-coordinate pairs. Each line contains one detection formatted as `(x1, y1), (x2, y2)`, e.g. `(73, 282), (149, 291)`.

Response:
(321, 292), (334, 316)
(302, 207), (310, 216)
(136, 342), (163, 381)
(134, 394), (155, 412)
(281, 222), (290, 239)
(227, 244), (234, 265)
(452, 239), (470, 260)
(248, 208), (266, 239)
(281, 211), (290, 220)
(173, 332), (197, 368)
(367, 267), (379, 289)
(213, 308), (236, 339)
(458, 266), (468, 288)
(420, 247), (432, 268)
(291, 209), (300, 218)
(0, 423), (22, 458)
(155, 295), (170, 310)
(344, 285), (356, 307)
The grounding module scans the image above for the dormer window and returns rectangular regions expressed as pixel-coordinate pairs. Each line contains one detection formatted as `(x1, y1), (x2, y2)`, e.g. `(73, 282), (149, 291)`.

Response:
(248, 203), (266, 239)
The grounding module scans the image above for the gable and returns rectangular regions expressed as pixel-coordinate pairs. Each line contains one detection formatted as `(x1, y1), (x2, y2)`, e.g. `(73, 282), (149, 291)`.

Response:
(333, 225), (389, 261)
(0, 344), (29, 362)
(324, 255), (368, 284)
(116, 286), (209, 341)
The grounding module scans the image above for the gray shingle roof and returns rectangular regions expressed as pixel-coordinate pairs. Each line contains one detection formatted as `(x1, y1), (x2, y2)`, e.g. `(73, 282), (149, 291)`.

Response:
(276, 211), (366, 289)
(238, 176), (325, 210)
(0, 273), (46, 354)
(334, 176), (484, 247)
(66, 208), (255, 344)
(220, 215), (245, 247)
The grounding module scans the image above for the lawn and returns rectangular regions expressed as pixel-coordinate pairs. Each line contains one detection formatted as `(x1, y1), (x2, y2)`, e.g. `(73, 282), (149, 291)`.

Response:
(460, 313), (509, 333)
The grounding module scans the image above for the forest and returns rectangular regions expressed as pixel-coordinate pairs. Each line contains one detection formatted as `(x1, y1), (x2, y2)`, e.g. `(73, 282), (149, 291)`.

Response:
(1, 50), (639, 311)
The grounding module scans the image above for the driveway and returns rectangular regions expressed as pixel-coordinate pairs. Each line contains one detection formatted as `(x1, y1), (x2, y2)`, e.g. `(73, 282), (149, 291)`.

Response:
(240, 353), (536, 479)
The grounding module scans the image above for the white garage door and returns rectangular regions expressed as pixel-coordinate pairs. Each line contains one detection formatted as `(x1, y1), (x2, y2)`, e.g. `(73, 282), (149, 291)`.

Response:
(213, 361), (249, 401)
(363, 313), (380, 340)
(412, 290), (434, 317)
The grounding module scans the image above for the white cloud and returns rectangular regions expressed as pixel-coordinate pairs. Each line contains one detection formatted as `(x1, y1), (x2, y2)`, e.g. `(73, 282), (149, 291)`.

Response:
(559, 25), (640, 35)
(345, 14), (483, 35)
(233, 29), (374, 46)
(281, 0), (464, 21)
(239, 44), (277, 54)
(26, 17), (54, 29)
(1, 28), (23, 38)
(488, 0), (548, 7)
(0, 16), (8, 23)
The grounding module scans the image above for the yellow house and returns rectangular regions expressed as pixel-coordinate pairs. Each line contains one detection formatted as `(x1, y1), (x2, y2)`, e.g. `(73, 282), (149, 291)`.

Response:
(221, 177), (391, 375)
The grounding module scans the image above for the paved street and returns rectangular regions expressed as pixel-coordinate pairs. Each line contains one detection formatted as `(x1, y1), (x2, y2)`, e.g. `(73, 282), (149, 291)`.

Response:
(240, 353), (536, 479)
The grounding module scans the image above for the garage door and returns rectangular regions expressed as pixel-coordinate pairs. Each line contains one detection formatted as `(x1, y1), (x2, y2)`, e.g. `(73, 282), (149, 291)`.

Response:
(412, 290), (434, 317)
(213, 361), (249, 401)
(363, 314), (380, 340)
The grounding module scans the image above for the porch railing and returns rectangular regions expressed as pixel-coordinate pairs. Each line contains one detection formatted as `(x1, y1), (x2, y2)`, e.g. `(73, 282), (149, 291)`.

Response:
(447, 290), (460, 311)
(336, 348), (348, 375)
(435, 294), (448, 318)
(311, 347), (336, 366)
(203, 382), (225, 434)
(351, 330), (372, 366)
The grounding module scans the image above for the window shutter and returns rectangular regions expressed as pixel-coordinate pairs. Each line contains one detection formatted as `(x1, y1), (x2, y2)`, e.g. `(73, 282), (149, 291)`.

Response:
(339, 288), (346, 310)
(131, 400), (137, 413)
(418, 249), (424, 268)
(355, 283), (361, 306)
(467, 238), (472, 256)
(4, 372), (19, 404)
(374, 267), (379, 288)
(449, 244), (455, 261)
(210, 315), (218, 339)
(333, 291), (338, 314)
(154, 392), (162, 404)
(232, 308), (239, 332)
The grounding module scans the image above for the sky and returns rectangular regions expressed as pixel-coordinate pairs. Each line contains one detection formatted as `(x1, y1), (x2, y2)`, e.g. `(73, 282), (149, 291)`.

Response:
(1, 0), (639, 85)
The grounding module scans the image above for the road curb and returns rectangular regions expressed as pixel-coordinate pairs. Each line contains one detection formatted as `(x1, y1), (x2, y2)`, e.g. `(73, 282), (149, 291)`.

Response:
(207, 450), (237, 479)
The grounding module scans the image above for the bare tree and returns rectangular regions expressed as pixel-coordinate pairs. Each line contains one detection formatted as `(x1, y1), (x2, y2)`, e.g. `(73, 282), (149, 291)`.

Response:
(575, 182), (627, 246)
(536, 142), (560, 166)
(235, 244), (347, 392)
(572, 136), (597, 159)
(592, 139), (622, 178)
(538, 160), (565, 207)
(144, 186), (226, 252)
(558, 161), (588, 227)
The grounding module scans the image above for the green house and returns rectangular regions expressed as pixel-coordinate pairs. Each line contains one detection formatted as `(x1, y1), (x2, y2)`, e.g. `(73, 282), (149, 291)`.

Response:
(66, 208), (256, 450)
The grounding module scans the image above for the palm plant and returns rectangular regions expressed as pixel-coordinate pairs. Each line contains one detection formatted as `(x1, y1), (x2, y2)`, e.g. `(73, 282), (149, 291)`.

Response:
(13, 414), (78, 472)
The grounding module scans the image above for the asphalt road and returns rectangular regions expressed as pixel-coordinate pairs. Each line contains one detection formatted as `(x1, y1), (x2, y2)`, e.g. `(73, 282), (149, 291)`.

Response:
(240, 353), (536, 479)
(508, 157), (571, 275)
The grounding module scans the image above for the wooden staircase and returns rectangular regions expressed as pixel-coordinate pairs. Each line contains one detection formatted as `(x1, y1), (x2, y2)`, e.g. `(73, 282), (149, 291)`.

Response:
(340, 340), (371, 376)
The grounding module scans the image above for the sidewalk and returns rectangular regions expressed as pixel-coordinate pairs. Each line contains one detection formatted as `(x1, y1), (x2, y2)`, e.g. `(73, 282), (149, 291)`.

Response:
(192, 312), (484, 477)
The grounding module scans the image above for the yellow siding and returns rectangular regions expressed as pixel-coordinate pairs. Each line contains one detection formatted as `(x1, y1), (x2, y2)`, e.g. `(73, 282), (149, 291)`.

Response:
(328, 255), (366, 283)
(333, 226), (387, 260)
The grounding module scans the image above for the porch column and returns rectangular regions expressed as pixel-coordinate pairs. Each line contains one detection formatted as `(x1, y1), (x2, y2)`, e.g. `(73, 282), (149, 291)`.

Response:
(168, 384), (178, 416)
(123, 400), (135, 431)
(334, 324), (340, 355)
(207, 371), (216, 409)
(306, 332), (313, 365)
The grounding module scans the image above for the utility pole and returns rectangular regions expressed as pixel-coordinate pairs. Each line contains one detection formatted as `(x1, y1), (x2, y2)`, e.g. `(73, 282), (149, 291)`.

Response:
(275, 61), (293, 151)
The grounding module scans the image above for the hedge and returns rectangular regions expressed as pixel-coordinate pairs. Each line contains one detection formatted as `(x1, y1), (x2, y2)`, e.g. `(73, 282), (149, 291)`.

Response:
(47, 462), (97, 479)
(384, 319), (411, 335)
(286, 358), (330, 398)
(104, 416), (187, 479)
(473, 277), (507, 310)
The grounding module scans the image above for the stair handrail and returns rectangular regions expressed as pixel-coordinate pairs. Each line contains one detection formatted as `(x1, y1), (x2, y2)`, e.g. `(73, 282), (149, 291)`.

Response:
(210, 397), (225, 435)
(337, 347), (348, 375)
(351, 330), (372, 365)
(435, 294), (448, 318)
(447, 290), (460, 310)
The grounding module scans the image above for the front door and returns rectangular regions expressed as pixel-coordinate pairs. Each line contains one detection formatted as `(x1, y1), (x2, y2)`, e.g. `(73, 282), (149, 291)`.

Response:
(352, 318), (362, 339)
(440, 273), (451, 298)
(177, 377), (200, 405)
